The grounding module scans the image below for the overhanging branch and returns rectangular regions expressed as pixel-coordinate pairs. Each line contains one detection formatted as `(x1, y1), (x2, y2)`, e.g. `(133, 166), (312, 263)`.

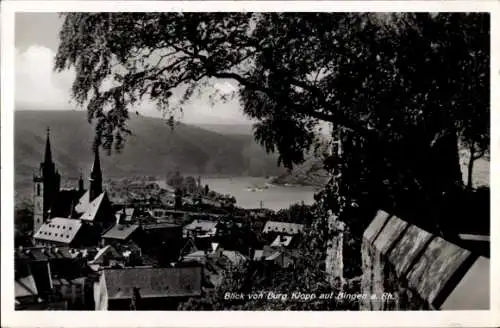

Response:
(210, 71), (377, 139)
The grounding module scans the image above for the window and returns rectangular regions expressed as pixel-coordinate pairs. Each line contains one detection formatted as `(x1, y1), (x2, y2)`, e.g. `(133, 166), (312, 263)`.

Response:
(69, 227), (72, 230)
(36, 184), (41, 196)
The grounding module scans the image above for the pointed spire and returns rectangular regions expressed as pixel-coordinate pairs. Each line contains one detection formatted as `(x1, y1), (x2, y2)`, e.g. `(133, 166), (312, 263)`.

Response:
(44, 127), (53, 164)
(78, 170), (84, 193)
(90, 146), (102, 181)
(89, 146), (103, 201)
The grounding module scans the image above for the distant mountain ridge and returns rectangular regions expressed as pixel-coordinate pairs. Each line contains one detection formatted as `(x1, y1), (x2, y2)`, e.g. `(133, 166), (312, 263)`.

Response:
(193, 123), (254, 135)
(14, 110), (285, 199)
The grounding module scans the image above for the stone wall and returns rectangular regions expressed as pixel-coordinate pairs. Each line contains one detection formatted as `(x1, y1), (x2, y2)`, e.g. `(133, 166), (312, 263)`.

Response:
(325, 212), (345, 284)
(360, 210), (490, 310)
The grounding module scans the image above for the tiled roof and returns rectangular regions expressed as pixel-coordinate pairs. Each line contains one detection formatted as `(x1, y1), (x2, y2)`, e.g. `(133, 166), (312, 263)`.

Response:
(75, 190), (90, 214)
(270, 235), (294, 248)
(33, 218), (82, 244)
(80, 192), (106, 221)
(102, 224), (139, 240)
(184, 220), (218, 234)
(89, 245), (121, 264)
(15, 275), (38, 299)
(103, 266), (202, 299)
(262, 221), (305, 235)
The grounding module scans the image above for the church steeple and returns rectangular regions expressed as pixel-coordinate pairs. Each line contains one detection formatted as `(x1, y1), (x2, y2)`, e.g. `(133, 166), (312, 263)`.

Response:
(89, 146), (103, 201)
(78, 171), (84, 194)
(33, 127), (60, 235)
(44, 127), (53, 164)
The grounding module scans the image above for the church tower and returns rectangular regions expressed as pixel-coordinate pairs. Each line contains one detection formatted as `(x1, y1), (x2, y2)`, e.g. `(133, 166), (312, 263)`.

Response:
(33, 128), (60, 235)
(78, 171), (85, 195)
(89, 146), (103, 202)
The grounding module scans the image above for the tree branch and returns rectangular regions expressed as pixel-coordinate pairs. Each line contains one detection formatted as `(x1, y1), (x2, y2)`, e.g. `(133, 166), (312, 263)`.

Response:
(210, 71), (376, 138)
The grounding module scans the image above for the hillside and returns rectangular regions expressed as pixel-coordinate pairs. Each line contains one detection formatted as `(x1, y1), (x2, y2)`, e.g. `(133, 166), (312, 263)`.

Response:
(272, 146), (490, 189)
(193, 123), (254, 135)
(15, 110), (284, 199)
(270, 157), (329, 187)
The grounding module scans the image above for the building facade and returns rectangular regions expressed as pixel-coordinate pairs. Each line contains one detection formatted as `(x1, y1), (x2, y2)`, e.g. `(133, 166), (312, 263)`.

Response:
(32, 128), (114, 247)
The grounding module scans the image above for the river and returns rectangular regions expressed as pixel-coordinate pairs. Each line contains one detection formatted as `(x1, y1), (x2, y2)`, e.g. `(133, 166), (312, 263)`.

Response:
(201, 177), (318, 211)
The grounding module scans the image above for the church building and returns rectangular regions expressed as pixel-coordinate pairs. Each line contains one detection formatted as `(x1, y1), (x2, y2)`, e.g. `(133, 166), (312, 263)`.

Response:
(32, 128), (115, 248)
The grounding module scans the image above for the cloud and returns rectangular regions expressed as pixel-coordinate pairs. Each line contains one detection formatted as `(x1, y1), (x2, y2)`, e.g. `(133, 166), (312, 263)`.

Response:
(15, 45), (75, 110)
(15, 45), (251, 125)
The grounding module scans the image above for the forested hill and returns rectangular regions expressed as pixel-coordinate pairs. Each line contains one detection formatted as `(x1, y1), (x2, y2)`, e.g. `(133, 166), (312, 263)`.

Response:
(14, 110), (284, 185)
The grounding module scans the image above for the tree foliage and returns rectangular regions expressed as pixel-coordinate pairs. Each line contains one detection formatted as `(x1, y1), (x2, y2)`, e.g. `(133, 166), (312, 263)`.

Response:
(15, 200), (34, 247)
(56, 13), (489, 234)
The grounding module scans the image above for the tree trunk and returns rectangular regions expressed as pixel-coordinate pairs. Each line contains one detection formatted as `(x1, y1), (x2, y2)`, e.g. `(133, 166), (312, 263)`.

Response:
(467, 144), (475, 189)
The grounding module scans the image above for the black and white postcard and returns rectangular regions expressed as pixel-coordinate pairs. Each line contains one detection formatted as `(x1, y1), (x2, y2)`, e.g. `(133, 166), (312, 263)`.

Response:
(1, 1), (498, 327)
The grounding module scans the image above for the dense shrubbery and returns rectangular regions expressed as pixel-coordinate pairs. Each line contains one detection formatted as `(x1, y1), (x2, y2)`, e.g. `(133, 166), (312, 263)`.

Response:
(15, 200), (34, 247)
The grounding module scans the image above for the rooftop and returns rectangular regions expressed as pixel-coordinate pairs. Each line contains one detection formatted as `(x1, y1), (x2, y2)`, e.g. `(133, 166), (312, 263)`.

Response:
(74, 190), (91, 214)
(142, 222), (181, 230)
(270, 235), (294, 248)
(253, 249), (264, 261)
(102, 224), (140, 240)
(89, 245), (122, 264)
(103, 266), (202, 300)
(184, 219), (218, 232)
(80, 192), (107, 221)
(15, 246), (74, 261)
(262, 221), (305, 235)
(15, 275), (38, 299)
(33, 218), (82, 244)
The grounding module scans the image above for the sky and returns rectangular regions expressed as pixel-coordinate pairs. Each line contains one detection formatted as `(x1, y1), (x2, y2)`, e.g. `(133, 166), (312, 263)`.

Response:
(14, 13), (251, 125)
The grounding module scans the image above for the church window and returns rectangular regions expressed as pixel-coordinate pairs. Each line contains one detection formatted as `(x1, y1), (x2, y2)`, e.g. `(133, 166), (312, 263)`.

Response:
(36, 184), (41, 196)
